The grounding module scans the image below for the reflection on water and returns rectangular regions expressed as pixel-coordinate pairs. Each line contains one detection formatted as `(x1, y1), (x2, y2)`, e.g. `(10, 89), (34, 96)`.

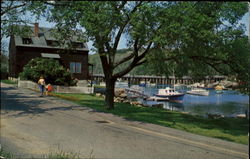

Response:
(137, 86), (249, 117)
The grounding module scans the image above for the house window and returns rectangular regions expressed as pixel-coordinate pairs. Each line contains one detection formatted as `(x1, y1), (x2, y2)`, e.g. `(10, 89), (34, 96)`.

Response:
(70, 62), (81, 73)
(22, 38), (32, 44)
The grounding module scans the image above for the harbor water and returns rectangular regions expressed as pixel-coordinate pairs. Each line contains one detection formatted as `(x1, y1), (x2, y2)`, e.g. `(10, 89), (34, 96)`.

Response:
(118, 83), (249, 117)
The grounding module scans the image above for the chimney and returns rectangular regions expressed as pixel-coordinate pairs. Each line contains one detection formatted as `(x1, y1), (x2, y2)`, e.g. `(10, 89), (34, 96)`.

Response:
(34, 23), (39, 37)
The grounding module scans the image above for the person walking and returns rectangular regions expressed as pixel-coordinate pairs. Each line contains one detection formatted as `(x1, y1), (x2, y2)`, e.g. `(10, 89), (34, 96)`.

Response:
(45, 83), (53, 96)
(38, 76), (46, 97)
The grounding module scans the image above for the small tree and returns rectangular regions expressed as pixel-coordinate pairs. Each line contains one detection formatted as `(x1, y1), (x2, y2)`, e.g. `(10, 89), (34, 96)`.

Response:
(19, 57), (76, 86)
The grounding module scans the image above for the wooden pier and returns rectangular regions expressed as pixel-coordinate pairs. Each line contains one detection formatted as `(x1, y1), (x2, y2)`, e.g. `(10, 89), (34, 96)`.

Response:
(125, 88), (150, 99)
(92, 74), (226, 85)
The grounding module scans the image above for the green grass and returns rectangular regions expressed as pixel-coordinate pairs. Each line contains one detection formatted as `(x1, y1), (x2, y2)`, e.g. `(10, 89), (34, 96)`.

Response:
(50, 93), (249, 145)
(93, 85), (106, 89)
(0, 148), (93, 159)
(0, 148), (15, 159)
(1, 80), (17, 85)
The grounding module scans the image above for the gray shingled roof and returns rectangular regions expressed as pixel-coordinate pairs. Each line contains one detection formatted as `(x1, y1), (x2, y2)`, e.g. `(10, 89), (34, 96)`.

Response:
(14, 25), (89, 51)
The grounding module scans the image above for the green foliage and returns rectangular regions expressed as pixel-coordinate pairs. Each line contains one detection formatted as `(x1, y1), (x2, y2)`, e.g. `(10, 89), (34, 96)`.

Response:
(1, 53), (8, 73)
(0, 148), (15, 159)
(1, 80), (16, 85)
(19, 57), (76, 86)
(145, 2), (249, 94)
(29, 1), (249, 109)
(1, 1), (33, 39)
(0, 147), (92, 159)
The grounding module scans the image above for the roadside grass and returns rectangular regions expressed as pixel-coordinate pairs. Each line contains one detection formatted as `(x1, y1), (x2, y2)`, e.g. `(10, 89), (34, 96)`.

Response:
(1, 80), (17, 85)
(50, 93), (249, 145)
(0, 148), (15, 159)
(0, 148), (94, 159)
(44, 150), (80, 159)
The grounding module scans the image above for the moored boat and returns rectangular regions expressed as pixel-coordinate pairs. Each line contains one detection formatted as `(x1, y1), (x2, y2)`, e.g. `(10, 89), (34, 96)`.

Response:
(155, 87), (185, 102)
(187, 87), (209, 96)
(215, 85), (224, 94)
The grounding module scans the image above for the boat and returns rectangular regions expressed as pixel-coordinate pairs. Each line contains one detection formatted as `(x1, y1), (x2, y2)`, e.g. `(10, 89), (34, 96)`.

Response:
(139, 81), (147, 87)
(215, 85), (224, 94)
(186, 87), (209, 96)
(154, 69), (185, 102)
(155, 87), (185, 102)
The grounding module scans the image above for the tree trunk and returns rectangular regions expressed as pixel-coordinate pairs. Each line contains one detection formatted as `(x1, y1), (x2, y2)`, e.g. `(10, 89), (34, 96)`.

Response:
(105, 77), (116, 110)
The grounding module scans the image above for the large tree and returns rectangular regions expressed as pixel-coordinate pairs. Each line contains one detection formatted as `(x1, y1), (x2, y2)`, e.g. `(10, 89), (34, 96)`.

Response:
(1, 1), (34, 40)
(31, 1), (249, 109)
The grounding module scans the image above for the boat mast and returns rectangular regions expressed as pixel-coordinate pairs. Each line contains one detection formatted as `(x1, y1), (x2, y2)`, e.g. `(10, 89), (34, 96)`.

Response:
(173, 68), (175, 91)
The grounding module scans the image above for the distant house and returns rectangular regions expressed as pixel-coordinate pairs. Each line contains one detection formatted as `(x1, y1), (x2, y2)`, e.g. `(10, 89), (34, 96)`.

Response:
(9, 23), (91, 80)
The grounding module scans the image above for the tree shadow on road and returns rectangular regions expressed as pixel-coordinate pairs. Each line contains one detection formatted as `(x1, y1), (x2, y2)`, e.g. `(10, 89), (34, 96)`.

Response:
(1, 89), (86, 118)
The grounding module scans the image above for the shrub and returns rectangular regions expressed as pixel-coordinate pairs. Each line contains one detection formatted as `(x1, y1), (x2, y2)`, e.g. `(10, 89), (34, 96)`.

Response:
(19, 57), (76, 86)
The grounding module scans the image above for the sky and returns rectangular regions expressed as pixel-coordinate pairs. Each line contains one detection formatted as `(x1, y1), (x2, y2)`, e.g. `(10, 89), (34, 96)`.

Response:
(2, 6), (249, 55)
(34, 12), (250, 54)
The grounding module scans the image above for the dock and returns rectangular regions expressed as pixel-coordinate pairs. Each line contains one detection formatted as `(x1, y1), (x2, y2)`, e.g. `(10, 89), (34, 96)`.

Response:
(125, 88), (150, 99)
(125, 88), (170, 101)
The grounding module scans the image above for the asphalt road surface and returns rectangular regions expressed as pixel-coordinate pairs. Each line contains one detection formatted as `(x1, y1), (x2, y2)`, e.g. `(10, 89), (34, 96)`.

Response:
(0, 83), (248, 159)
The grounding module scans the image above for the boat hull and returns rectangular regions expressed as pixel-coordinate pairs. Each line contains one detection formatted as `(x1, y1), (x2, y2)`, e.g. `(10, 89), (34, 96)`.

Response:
(186, 91), (209, 96)
(156, 93), (185, 102)
(215, 90), (223, 94)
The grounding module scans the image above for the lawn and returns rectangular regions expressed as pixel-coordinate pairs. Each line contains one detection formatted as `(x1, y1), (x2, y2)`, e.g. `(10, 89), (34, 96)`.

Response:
(50, 93), (249, 145)
(1, 79), (17, 85)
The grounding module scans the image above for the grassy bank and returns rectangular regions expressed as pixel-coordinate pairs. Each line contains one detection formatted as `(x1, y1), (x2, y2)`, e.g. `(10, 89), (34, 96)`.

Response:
(50, 93), (249, 145)
(0, 148), (94, 159)
(1, 80), (17, 85)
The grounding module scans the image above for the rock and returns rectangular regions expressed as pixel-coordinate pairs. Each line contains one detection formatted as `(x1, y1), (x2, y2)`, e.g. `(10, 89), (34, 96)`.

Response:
(207, 113), (224, 119)
(207, 82), (219, 88)
(115, 88), (126, 96)
(130, 101), (142, 106)
(218, 80), (239, 88)
(114, 97), (119, 102)
(120, 93), (127, 98)
(152, 104), (163, 108)
(96, 93), (102, 97)
(236, 114), (246, 118)
(123, 100), (130, 104)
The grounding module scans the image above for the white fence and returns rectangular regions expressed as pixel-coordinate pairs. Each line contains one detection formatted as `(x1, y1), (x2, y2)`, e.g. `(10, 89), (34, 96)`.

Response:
(18, 80), (94, 94)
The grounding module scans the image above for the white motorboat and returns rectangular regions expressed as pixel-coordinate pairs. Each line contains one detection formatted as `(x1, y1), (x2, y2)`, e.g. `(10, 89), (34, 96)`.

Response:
(155, 87), (185, 102)
(186, 87), (209, 96)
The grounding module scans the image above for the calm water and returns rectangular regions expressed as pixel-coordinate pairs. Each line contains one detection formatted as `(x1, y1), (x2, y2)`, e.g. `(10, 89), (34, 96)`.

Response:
(125, 84), (249, 117)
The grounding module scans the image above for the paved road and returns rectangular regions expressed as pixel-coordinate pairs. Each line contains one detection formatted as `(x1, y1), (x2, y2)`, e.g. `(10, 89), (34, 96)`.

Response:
(0, 83), (249, 159)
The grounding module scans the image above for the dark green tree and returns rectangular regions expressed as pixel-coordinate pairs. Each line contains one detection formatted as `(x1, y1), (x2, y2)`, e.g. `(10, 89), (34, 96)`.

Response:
(1, 1), (35, 40)
(147, 2), (249, 94)
(30, 1), (249, 109)
(19, 58), (76, 86)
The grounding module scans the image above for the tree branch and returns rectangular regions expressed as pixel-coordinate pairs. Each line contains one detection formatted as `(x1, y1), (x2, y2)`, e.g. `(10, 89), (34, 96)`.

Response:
(113, 1), (143, 51)
(1, 2), (27, 16)
(137, 42), (153, 60)
(113, 42), (153, 78)
(113, 52), (135, 68)
(135, 59), (147, 66)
